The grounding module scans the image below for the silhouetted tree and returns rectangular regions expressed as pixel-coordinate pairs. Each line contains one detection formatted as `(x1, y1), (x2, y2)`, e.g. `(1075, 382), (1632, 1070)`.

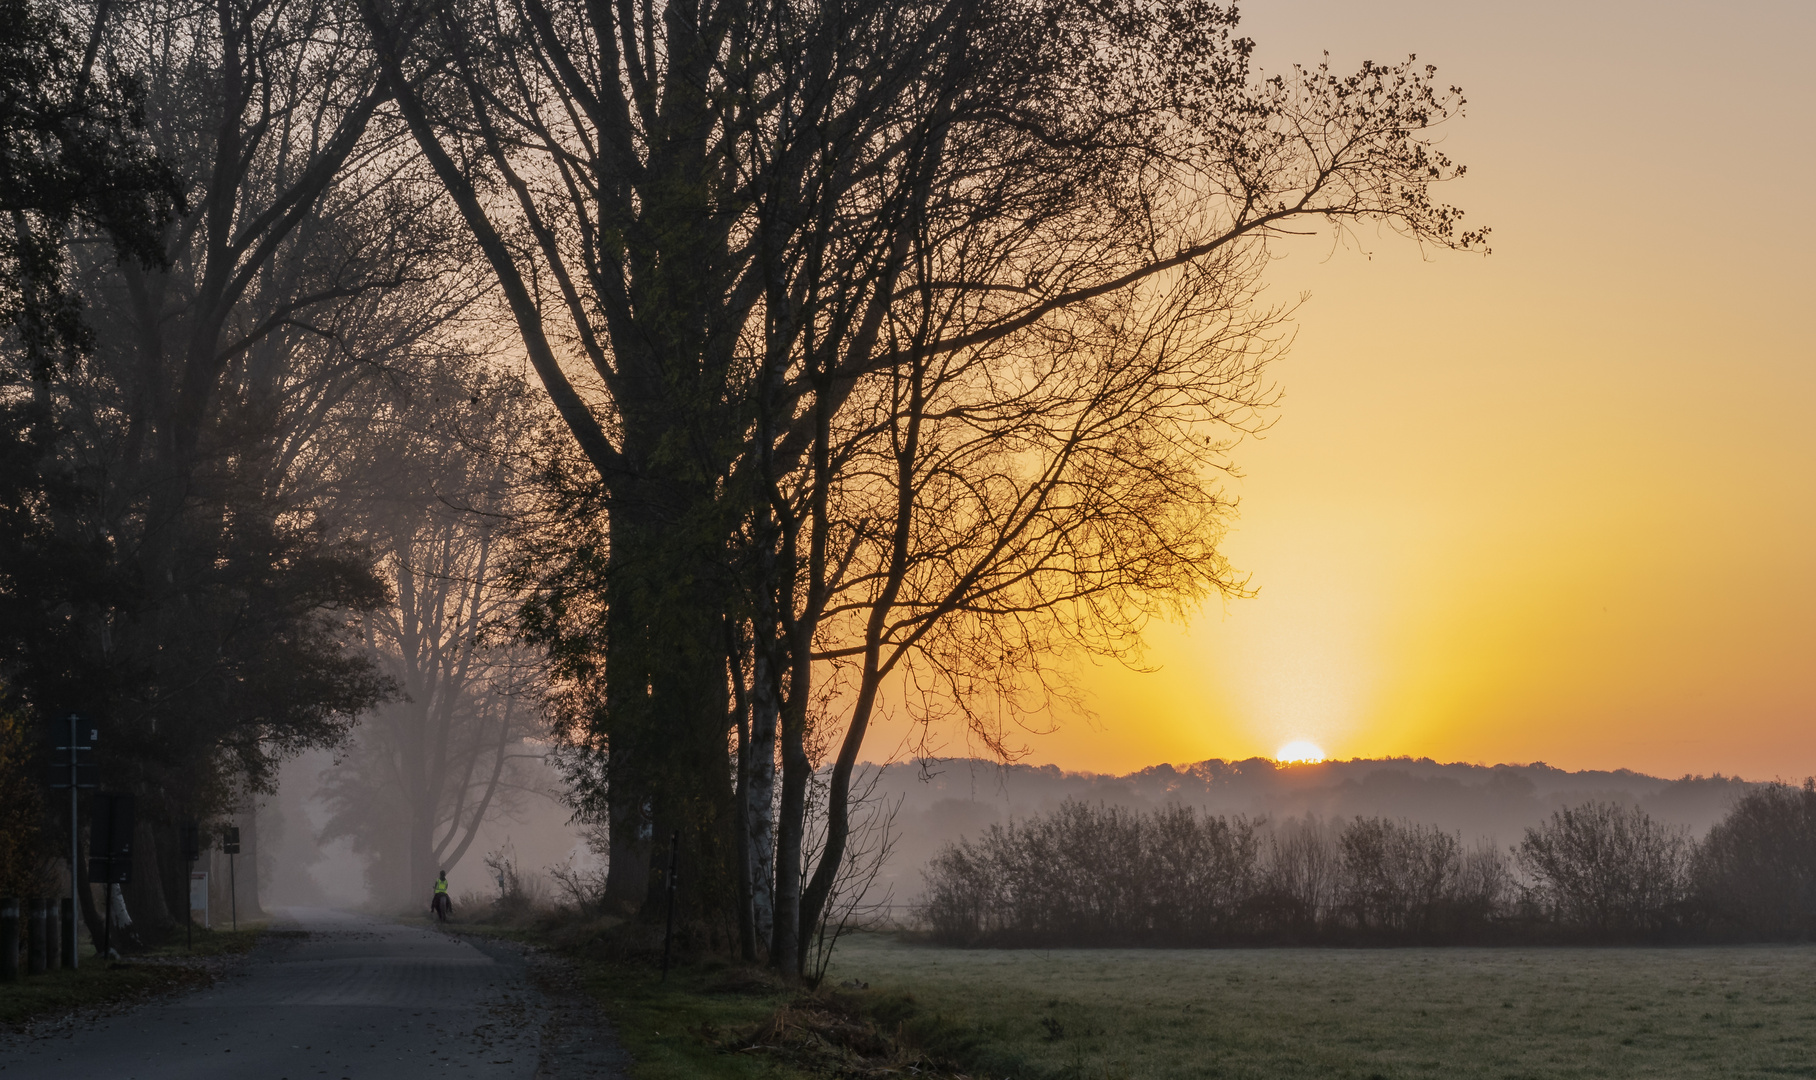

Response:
(362, 0), (1485, 977)
(2, 0), (483, 940)
(318, 364), (552, 907)
(1517, 802), (1691, 936)
(1693, 781), (1816, 938)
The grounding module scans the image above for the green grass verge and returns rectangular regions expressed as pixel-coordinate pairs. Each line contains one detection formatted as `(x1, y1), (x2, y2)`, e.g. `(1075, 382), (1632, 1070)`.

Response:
(0, 923), (265, 1026)
(444, 913), (811, 1080)
(444, 912), (1049, 1079)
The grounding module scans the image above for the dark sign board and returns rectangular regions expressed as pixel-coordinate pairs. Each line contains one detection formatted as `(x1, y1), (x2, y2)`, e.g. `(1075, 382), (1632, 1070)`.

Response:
(221, 826), (241, 855)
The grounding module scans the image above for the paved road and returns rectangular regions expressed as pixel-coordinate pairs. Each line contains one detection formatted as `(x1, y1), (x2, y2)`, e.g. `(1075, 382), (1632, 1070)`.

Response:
(0, 907), (620, 1079)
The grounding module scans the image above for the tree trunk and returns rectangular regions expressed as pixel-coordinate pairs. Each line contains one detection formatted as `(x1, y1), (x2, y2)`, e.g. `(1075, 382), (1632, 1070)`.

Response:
(772, 688), (810, 978)
(240, 797), (266, 919)
(125, 819), (174, 936)
(747, 648), (779, 951)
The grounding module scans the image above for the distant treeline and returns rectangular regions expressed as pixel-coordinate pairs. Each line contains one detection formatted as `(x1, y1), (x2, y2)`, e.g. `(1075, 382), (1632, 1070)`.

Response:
(919, 783), (1816, 946)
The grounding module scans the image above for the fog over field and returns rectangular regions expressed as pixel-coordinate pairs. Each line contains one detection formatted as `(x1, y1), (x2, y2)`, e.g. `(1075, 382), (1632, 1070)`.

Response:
(861, 756), (1760, 905)
(256, 752), (1759, 913)
(253, 750), (1759, 915)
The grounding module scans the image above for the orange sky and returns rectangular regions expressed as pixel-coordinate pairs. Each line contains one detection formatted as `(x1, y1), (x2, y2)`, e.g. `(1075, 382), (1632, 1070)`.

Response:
(877, 0), (1816, 779)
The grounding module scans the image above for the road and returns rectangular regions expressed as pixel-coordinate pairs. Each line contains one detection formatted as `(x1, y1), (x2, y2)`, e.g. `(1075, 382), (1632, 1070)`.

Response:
(0, 907), (626, 1079)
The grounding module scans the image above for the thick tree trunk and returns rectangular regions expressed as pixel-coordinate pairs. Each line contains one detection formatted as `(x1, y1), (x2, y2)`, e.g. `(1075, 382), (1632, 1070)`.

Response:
(772, 690), (810, 978)
(125, 819), (174, 936)
(596, 490), (737, 929)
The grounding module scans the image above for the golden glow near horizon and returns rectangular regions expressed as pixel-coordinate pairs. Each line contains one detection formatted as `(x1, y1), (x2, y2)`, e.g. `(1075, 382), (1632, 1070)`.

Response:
(861, 0), (1815, 781)
(1275, 741), (1327, 765)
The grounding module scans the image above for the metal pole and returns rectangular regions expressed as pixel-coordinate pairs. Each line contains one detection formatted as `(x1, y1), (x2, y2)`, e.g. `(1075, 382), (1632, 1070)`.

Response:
(68, 715), (78, 971)
(230, 853), (237, 932)
(103, 882), (112, 959)
(660, 830), (679, 981)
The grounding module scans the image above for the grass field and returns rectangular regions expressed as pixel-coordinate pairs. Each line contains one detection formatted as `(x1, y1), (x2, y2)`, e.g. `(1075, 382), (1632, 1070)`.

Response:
(823, 935), (1816, 1079)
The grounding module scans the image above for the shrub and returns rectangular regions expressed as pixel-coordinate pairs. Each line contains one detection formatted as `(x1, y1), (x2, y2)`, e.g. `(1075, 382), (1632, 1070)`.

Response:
(1517, 802), (1690, 935)
(1333, 818), (1510, 939)
(918, 802), (1510, 945)
(1693, 781), (1816, 938)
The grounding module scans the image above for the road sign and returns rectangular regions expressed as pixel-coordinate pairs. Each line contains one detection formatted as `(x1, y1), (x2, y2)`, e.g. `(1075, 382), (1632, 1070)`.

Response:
(47, 715), (98, 789)
(221, 826), (241, 855)
(47, 718), (98, 754)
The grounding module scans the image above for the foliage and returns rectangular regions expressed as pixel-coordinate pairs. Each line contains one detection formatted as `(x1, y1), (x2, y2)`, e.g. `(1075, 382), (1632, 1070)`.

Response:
(0, 0), (181, 369)
(1, 0), (482, 934)
(0, 705), (47, 897)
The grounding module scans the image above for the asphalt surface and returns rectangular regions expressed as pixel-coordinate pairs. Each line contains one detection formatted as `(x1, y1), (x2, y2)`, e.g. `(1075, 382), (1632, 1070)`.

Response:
(0, 907), (623, 1079)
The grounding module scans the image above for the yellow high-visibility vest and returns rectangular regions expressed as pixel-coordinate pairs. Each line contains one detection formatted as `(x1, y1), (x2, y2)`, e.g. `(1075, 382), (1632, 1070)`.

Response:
(434, 878), (449, 894)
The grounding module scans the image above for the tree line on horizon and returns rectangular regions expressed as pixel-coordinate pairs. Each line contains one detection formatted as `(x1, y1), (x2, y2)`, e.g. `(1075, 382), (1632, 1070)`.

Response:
(2, 0), (1486, 974)
(920, 783), (1816, 946)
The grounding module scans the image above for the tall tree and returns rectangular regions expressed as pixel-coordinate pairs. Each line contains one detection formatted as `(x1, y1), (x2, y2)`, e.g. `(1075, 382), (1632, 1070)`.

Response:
(754, 46), (1489, 972)
(4, 0), (472, 938)
(365, 0), (1484, 977)
(318, 362), (551, 907)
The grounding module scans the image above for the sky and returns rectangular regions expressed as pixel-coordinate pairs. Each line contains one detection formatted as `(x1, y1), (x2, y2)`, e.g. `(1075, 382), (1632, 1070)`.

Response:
(878, 0), (1816, 779)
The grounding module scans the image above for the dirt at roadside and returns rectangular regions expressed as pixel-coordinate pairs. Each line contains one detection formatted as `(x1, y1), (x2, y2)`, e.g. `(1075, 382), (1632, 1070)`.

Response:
(461, 934), (634, 1079)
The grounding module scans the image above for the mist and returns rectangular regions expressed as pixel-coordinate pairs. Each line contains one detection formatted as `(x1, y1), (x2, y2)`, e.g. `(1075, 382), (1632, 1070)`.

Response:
(260, 747), (596, 913)
(861, 755), (1759, 908)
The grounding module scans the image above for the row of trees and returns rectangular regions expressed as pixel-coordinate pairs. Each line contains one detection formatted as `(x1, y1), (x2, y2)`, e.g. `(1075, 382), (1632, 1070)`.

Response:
(0, 0), (537, 928)
(921, 784), (1816, 945)
(3, 0), (1487, 972)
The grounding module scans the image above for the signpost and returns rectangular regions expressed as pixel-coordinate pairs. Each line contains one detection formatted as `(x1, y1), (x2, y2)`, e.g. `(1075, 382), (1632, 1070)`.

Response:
(222, 826), (240, 932)
(47, 715), (98, 969)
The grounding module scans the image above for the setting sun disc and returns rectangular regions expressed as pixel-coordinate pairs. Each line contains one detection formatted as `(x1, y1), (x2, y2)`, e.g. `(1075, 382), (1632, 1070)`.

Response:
(1275, 740), (1325, 764)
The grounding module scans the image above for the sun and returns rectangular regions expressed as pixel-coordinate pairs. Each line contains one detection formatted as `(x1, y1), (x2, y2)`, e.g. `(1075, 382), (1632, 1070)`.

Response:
(1274, 740), (1326, 764)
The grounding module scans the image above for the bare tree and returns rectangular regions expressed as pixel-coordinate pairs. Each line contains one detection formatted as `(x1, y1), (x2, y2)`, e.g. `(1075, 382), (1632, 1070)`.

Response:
(1518, 802), (1692, 935)
(318, 365), (552, 907)
(361, 0), (1484, 978)
(756, 49), (1487, 972)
